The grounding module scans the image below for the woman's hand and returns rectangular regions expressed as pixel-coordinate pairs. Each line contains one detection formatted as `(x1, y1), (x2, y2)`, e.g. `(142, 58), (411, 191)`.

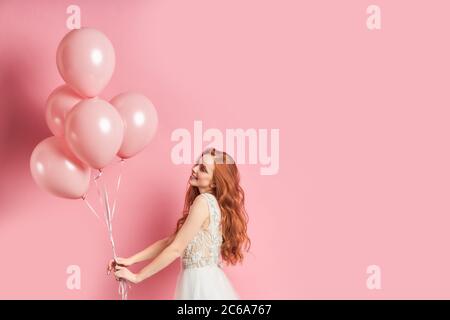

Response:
(107, 257), (133, 275)
(114, 265), (140, 284)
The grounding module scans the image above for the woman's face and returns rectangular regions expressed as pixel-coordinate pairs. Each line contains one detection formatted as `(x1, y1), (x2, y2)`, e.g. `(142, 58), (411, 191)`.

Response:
(189, 153), (215, 192)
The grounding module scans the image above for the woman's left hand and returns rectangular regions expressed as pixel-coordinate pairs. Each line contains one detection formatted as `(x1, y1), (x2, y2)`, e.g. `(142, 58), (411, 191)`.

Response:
(114, 266), (140, 284)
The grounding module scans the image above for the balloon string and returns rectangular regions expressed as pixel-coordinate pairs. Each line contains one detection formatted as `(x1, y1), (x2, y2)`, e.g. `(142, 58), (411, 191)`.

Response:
(98, 173), (129, 300)
(82, 196), (100, 221)
(84, 168), (129, 300)
(103, 184), (116, 256)
(111, 159), (125, 219)
(94, 171), (107, 221)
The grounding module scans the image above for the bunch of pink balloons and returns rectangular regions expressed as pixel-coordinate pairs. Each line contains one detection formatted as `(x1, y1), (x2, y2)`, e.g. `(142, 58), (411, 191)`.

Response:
(30, 28), (158, 199)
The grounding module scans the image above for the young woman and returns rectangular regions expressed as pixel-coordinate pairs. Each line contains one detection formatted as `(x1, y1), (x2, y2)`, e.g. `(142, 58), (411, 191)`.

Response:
(107, 148), (251, 299)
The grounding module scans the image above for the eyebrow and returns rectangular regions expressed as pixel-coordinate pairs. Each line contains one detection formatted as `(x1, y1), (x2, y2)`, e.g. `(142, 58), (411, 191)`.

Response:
(196, 155), (212, 173)
(201, 163), (209, 173)
(196, 154), (204, 165)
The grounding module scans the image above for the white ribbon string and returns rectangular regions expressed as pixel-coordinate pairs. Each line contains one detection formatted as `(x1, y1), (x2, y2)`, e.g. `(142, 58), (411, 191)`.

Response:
(82, 196), (100, 221)
(86, 168), (129, 300)
(96, 171), (129, 300)
(103, 184), (116, 256)
(111, 159), (125, 219)
(94, 171), (105, 215)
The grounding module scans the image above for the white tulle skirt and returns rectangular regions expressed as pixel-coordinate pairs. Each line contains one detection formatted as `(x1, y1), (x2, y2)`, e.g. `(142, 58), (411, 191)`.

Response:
(174, 265), (239, 300)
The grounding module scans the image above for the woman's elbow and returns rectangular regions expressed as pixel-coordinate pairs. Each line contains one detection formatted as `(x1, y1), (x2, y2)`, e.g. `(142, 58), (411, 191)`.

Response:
(167, 243), (183, 258)
(163, 233), (176, 247)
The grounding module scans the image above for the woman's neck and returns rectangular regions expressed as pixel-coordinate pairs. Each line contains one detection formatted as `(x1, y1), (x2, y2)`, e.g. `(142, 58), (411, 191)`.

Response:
(198, 188), (213, 194)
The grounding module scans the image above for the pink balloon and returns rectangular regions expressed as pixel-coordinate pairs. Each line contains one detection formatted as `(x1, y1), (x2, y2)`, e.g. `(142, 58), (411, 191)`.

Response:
(110, 92), (158, 159)
(45, 85), (83, 136)
(65, 98), (124, 169)
(56, 28), (116, 98)
(30, 136), (91, 199)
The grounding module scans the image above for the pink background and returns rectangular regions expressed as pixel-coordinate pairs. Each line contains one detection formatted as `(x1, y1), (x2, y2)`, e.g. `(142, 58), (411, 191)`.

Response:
(1, 0), (450, 299)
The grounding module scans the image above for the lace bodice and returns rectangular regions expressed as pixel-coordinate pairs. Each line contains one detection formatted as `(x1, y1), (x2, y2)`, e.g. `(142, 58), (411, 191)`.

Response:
(181, 192), (223, 269)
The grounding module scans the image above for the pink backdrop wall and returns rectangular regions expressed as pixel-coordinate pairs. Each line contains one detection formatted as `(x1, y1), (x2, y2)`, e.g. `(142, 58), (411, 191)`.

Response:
(1, 0), (450, 299)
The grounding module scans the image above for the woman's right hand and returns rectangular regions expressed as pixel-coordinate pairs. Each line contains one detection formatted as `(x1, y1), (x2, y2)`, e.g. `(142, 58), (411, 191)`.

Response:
(107, 257), (133, 275)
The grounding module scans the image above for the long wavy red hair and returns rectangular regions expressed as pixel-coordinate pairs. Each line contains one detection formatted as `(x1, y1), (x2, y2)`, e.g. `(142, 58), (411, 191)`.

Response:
(173, 148), (251, 265)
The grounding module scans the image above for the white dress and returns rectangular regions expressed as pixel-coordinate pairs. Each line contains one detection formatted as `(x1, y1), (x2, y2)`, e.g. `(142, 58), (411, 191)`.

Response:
(174, 192), (239, 299)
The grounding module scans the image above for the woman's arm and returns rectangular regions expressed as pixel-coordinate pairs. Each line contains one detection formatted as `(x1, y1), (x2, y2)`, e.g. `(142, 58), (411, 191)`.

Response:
(135, 196), (209, 282)
(114, 195), (209, 283)
(128, 233), (176, 264)
(108, 234), (175, 274)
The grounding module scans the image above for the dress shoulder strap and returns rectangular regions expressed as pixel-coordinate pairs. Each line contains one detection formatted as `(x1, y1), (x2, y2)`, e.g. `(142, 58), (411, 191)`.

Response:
(200, 192), (221, 233)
